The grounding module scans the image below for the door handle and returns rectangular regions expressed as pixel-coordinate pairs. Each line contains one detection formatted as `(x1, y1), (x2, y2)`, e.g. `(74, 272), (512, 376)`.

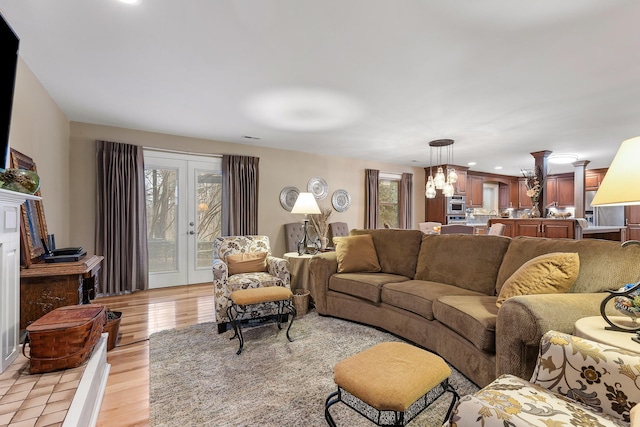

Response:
(189, 231), (195, 235)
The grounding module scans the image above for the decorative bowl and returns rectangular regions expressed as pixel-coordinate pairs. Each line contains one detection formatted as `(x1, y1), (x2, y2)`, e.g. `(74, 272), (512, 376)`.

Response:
(0, 168), (40, 194)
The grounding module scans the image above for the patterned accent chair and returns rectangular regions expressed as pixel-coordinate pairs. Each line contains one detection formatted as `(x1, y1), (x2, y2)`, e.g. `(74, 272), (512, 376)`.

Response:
(450, 330), (640, 426)
(212, 235), (290, 333)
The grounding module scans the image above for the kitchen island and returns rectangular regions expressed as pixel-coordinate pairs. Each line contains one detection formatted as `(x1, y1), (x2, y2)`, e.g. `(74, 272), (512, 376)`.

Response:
(580, 225), (627, 242)
(488, 218), (581, 239)
(488, 218), (627, 241)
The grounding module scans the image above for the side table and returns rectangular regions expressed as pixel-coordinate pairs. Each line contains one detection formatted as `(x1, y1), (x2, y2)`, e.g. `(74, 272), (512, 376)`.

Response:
(283, 252), (314, 293)
(573, 316), (640, 353)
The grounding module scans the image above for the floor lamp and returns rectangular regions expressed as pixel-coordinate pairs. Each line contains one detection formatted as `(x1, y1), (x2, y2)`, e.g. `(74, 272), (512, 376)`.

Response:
(291, 192), (321, 255)
(591, 136), (640, 333)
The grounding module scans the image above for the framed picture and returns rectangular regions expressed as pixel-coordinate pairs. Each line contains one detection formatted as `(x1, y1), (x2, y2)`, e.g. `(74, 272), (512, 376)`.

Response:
(10, 149), (48, 266)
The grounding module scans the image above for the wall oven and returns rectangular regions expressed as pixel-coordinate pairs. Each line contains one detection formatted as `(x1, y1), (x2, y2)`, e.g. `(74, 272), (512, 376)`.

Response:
(446, 195), (466, 215)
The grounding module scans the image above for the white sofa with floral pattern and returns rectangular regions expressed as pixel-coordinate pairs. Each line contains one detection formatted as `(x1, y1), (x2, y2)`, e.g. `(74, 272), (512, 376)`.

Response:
(450, 330), (639, 426)
(212, 235), (290, 333)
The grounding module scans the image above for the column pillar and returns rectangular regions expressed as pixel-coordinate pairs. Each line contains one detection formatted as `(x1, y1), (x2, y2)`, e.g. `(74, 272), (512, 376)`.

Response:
(531, 150), (552, 217)
(572, 160), (590, 218)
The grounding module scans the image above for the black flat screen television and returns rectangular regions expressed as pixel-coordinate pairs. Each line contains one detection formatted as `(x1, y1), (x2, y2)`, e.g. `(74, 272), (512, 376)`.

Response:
(0, 12), (20, 170)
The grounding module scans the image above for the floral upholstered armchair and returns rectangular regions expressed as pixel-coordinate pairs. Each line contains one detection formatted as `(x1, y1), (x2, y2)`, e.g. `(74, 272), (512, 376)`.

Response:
(450, 330), (640, 427)
(212, 235), (290, 333)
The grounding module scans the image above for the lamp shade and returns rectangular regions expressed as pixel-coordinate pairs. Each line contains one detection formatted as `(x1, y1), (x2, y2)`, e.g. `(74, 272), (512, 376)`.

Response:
(291, 192), (321, 214)
(591, 136), (640, 206)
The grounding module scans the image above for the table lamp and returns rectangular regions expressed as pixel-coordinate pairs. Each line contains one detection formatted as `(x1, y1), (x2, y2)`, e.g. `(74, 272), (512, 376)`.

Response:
(291, 192), (321, 255)
(591, 136), (640, 333)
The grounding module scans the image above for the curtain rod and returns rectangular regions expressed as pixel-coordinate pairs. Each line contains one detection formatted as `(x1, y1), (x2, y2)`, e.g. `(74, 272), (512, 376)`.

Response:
(142, 146), (222, 158)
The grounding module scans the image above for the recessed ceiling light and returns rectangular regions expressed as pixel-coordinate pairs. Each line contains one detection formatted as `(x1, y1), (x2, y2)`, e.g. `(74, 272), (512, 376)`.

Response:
(118, 0), (140, 4)
(468, 162), (477, 166)
(548, 153), (578, 164)
(494, 166), (503, 170)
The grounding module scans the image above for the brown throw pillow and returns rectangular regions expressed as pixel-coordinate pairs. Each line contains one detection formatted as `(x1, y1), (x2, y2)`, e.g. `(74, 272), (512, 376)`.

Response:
(226, 252), (268, 275)
(496, 252), (579, 307)
(334, 235), (381, 273)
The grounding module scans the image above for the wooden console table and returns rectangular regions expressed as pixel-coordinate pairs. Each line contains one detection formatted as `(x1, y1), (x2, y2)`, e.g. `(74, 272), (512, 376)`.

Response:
(20, 255), (104, 331)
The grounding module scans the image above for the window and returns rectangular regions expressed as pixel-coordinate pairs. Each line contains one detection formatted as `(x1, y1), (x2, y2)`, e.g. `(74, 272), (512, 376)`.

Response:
(379, 173), (401, 228)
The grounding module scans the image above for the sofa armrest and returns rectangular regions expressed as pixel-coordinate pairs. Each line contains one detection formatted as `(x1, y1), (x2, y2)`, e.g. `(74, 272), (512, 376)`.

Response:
(496, 292), (607, 380)
(266, 256), (291, 288)
(309, 252), (338, 314)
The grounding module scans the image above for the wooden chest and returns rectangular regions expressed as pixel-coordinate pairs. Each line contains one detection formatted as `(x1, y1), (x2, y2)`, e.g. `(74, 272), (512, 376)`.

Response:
(26, 304), (106, 374)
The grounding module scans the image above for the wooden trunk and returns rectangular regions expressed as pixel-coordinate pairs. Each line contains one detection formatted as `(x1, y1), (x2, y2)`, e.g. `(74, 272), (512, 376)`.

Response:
(26, 304), (106, 374)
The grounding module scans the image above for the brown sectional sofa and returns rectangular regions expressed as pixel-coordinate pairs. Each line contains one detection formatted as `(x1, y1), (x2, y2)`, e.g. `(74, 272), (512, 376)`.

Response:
(309, 229), (640, 387)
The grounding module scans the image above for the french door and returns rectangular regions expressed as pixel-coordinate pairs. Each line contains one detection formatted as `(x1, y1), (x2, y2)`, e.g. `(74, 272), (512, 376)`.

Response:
(144, 150), (222, 288)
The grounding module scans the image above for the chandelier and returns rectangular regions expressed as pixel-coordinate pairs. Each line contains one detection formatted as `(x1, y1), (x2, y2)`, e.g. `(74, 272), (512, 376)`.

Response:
(425, 139), (457, 198)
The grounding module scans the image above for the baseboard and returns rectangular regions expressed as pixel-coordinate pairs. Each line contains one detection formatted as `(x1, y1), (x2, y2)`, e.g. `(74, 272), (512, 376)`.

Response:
(63, 333), (111, 427)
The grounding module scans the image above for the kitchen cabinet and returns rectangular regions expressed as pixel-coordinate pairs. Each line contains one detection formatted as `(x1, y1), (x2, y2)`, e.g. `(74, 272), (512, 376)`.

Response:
(546, 174), (574, 207)
(518, 179), (533, 208)
(498, 180), (519, 210)
(454, 169), (467, 195)
(625, 206), (640, 241)
(585, 168), (608, 191)
(488, 218), (578, 239)
(467, 174), (484, 208)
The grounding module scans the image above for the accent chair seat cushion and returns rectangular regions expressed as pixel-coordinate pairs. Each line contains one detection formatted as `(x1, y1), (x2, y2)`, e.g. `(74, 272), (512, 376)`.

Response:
(229, 286), (293, 306)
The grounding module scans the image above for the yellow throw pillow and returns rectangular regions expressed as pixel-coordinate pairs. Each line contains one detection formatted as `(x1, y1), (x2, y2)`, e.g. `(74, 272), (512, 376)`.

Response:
(226, 252), (268, 275)
(496, 252), (579, 307)
(334, 235), (381, 273)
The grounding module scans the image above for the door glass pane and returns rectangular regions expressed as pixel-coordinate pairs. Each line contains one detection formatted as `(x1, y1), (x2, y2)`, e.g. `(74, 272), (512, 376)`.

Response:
(145, 167), (178, 273)
(195, 170), (222, 269)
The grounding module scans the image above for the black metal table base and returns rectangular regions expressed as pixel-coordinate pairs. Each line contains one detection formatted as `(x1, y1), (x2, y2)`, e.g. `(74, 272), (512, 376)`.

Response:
(324, 379), (459, 426)
(226, 298), (296, 355)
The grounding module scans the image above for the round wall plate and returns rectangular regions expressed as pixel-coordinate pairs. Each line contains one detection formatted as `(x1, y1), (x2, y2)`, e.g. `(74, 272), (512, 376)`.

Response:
(331, 189), (351, 212)
(279, 186), (299, 211)
(307, 177), (328, 200)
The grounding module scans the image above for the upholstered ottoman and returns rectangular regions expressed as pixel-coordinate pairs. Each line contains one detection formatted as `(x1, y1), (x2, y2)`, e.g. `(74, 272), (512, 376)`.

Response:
(325, 342), (459, 426)
(227, 286), (296, 354)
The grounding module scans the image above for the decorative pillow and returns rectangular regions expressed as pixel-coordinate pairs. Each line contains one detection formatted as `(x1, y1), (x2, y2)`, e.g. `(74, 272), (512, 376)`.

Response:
(496, 252), (579, 307)
(334, 235), (381, 274)
(226, 252), (268, 275)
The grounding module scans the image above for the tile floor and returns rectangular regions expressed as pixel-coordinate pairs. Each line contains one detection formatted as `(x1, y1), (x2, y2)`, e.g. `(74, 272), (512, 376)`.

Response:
(0, 352), (83, 427)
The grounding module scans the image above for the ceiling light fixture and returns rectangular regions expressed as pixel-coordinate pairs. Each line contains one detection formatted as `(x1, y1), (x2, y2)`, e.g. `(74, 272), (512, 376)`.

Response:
(548, 153), (578, 164)
(425, 139), (456, 199)
(118, 0), (140, 4)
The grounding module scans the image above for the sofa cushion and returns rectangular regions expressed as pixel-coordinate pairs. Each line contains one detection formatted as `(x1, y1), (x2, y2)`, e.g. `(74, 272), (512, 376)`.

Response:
(334, 235), (381, 273)
(329, 273), (409, 303)
(432, 296), (499, 352)
(414, 234), (512, 295)
(381, 280), (485, 320)
(496, 236), (640, 294)
(350, 229), (423, 278)
(226, 252), (268, 275)
(496, 252), (579, 307)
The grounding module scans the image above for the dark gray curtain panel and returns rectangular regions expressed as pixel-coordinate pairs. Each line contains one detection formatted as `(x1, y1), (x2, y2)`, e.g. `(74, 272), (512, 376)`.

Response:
(365, 169), (379, 229)
(96, 140), (149, 295)
(399, 172), (413, 229)
(221, 155), (259, 236)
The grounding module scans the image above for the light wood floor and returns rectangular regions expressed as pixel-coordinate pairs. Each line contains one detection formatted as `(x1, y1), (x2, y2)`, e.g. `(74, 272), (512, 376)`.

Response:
(93, 283), (215, 427)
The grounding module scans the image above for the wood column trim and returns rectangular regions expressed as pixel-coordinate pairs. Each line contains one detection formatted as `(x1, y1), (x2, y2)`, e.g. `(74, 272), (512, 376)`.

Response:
(573, 160), (590, 218)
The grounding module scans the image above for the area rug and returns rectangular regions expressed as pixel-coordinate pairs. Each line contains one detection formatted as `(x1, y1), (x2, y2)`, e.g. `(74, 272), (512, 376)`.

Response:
(149, 312), (479, 427)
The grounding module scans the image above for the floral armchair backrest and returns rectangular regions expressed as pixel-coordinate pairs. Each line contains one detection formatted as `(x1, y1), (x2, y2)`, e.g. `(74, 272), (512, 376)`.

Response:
(213, 235), (272, 261)
(530, 330), (640, 424)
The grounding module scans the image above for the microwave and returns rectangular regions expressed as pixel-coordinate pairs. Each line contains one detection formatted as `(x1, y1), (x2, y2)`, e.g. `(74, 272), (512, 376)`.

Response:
(446, 195), (466, 215)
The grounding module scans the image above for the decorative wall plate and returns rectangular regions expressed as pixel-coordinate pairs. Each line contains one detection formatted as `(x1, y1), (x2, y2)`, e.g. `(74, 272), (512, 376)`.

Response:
(331, 189), (351, 212)
(279, 186), (299, 211)
(307, 177), (328, 200)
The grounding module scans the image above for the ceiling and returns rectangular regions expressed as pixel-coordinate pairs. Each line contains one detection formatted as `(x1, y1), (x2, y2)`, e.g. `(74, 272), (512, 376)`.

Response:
(1, 0), (639, 176)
